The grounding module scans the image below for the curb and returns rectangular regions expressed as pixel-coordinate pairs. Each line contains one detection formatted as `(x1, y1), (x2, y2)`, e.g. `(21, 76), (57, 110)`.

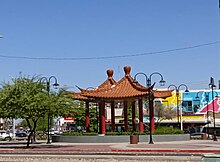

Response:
(112, 149), (220, 153)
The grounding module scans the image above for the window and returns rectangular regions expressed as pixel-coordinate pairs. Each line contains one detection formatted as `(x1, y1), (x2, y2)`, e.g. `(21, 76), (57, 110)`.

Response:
(182, 101), (193, 112)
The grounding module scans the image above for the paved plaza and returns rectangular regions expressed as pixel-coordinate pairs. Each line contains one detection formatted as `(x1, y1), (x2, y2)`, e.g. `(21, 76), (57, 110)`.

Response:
(1, 140), (220, 153)
(0, 140), (220, 161)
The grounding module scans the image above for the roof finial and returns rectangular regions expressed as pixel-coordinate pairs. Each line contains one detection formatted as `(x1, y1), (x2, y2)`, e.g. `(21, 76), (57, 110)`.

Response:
(107, 69), (114, 78)
(124, 66), (131, 76)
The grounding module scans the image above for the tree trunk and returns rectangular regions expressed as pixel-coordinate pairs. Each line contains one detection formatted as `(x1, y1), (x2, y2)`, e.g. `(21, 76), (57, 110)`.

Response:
(31, 131), (36, 143)
(27, 134), (31, 148)
(26, 119), (32, 148)
(26, 118), (38, 148)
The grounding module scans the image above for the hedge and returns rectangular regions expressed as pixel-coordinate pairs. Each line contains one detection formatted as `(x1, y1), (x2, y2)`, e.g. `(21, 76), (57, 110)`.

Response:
(62, 126), (184, 136)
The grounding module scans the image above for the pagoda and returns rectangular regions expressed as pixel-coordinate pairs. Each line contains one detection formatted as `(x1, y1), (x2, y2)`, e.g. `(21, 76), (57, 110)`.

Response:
(70, 66), (172, 134)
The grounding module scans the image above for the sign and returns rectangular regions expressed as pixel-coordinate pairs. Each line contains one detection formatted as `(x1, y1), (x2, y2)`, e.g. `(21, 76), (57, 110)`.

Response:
(64, 117), (74, 122)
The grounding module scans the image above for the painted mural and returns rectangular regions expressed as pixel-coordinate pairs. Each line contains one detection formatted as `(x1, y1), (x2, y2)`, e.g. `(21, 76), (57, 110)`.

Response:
(162, 90), (220, 115)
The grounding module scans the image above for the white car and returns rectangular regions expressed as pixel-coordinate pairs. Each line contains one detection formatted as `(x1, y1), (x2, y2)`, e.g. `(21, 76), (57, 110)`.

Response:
(0, 130), (12, 140)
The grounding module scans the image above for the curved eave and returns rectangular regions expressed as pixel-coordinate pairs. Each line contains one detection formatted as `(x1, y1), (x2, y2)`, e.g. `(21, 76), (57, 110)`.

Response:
(81, 91), (149, 100)
(76, 77), (117, 93)
(152, 90), (173, 98)
(69, 92), (95, 101)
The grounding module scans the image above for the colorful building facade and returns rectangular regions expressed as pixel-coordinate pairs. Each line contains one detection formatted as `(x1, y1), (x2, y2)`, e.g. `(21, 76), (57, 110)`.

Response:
(159, 89), (220, 132)
(162, 90), (220, 114)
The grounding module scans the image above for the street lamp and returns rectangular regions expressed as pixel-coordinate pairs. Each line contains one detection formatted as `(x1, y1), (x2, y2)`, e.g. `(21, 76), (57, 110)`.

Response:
(209, 77), (217, 141)
(146, 72), (166, 88)
(134, 72), (166, 89)
(168, 84), (189, 130)
(134, 72), (166, 144)
(39, 76), (59, 144)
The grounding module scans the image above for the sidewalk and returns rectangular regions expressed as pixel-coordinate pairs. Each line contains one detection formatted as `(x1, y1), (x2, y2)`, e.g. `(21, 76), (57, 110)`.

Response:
(1, 140), (220, 154)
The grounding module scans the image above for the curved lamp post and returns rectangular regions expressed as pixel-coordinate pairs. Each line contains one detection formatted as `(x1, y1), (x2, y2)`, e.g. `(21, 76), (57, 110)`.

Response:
(39, 76), (59, 144)
(146, 72), (166, 88)
(134, 72), (165, 144)
(168, 84), (189, 130)
(209, 77), (218, 141)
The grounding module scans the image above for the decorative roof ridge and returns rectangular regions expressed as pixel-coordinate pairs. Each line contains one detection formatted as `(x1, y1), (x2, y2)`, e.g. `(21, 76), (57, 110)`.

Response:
(79, 67), (127, 95)
(79, 66), (150, 95)
(79, 78), (117, 94)
(75, 69), (117, 94)
(97, 76), (116, 89)
(75, 85), (84, 92)
(68, 91), (95, 101)
(75, 85), (98, 93)
(78, 75), (132, 97)
(80, 80), (118, 95)
(125, 75), (148, 92)
(70, 66), (173, 100)
(108, 77), (117, 85)
(80, 71), (150, 96)
(123, 66), (154, 92)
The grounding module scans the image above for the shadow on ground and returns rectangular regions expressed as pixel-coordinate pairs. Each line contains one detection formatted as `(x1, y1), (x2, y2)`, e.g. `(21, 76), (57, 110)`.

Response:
(0, 141), (74, 149)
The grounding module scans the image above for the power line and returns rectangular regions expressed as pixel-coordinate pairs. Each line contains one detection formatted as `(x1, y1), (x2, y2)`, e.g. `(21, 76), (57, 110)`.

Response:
(0, 40), (220, 61)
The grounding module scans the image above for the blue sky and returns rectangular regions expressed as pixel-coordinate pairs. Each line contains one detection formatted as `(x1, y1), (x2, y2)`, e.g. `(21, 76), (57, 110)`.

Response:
(0, 1), (220, 91)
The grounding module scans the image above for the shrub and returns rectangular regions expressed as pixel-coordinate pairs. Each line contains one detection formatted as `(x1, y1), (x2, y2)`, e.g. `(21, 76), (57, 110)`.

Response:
(62, 127), (184, 136)
(154, 126), (184, 135)
(105, 132), (122, 136)
(105, 131), (148, 136)
(62, 132), (98, 136)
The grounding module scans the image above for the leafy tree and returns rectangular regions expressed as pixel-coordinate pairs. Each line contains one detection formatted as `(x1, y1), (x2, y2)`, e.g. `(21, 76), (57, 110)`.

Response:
(89, 104), (99, 132)
(72, 101), (86, 127)
(154, 100), (176, 127)
(19, 116), (48, 132)
(0, 75), (75, 147)
(72, 101), (98, 132)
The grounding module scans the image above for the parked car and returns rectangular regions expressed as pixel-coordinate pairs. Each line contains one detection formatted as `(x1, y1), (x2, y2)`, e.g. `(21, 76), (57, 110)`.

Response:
(190, 132), (207, 139)
(45, 130), (55, 135)
(0, 130), (12, 140)
(15, 132), (28, 140)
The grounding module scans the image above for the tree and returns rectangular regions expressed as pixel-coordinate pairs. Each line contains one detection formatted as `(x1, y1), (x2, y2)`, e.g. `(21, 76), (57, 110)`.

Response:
(19, 116), (48, 132)
(154, 100), (176, 127)
(0, 75), (75, 148)
(70, 101), (98, 132)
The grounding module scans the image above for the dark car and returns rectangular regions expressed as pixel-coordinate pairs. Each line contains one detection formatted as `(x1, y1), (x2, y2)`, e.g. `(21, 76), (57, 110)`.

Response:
(15, 132), (28, 140)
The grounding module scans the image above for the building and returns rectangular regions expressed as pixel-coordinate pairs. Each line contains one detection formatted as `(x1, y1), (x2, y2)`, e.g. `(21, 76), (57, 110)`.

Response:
(157, 89), (220, 133)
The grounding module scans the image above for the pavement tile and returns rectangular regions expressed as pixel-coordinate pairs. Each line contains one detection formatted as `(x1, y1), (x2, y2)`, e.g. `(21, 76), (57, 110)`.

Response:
(1, 140), (220, 154)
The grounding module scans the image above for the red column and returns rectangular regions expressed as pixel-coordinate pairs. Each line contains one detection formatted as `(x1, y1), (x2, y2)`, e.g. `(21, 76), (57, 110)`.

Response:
(98, 102), (102, 134)
(123, 101), (128, 131)
(85, 101), (90, 132)
(132, 101), (136, 132)
(111, 101), (115, 131)
(99, 101), (106, 134)
(138, 98), (144, 133)
(149, 98), (155, 133)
